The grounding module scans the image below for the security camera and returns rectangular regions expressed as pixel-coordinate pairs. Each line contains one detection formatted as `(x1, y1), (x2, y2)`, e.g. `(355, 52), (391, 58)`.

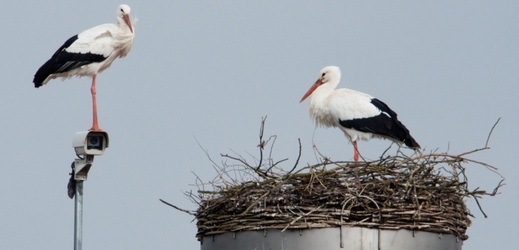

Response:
(73, 131), (109, 156)
(71, 131), (109, 181)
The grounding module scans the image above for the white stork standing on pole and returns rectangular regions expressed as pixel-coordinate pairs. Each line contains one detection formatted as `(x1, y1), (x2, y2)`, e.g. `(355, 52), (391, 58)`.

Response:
(33, 4), (135, 131)
(300, 66), (420, 161)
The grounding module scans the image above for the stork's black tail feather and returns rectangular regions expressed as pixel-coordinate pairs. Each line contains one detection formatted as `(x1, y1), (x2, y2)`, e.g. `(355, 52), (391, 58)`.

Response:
(393, 119), (420, 149)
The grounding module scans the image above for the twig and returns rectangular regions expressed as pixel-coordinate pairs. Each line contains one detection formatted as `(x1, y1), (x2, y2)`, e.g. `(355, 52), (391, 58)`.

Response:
(265, 158), (289, 174)
(288, 138), (302, 175)
(194, 136), (230, 188)
(221, 153), (268, 178)
(191, 171), (205, 192)
(490, 179), (505, 196)
(267, 135), (278, 166)
(281, 206), (322, 232)
(458, 118), (500, 157)
(485, 117), (501, 148)
(469, 193), (488, 218)
(160, 199), (196, 216)
(256, 116), (267, 171)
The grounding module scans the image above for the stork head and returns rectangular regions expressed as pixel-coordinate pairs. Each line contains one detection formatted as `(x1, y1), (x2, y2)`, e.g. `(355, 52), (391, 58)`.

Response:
(117, 4), (134, 33)
(300, 66), (342, 103)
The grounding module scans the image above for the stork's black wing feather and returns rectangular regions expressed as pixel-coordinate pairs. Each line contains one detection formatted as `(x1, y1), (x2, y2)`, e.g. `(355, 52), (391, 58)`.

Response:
(339, 98), (420, 148)
(33, 34), (106, 87)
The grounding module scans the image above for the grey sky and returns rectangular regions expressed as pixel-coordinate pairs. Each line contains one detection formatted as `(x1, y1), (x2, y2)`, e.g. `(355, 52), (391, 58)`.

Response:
(1, 1), (517, 249)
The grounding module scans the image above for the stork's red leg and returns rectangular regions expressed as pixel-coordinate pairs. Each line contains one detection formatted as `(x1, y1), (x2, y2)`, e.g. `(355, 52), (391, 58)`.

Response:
(89, 74), (102, 131)
(353, 141), (359, 162)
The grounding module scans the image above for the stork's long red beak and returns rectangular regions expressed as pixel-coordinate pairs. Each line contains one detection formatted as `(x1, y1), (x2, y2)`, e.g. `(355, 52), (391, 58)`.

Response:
(300, 79), (322, 103)
(123, 14), (133, 33)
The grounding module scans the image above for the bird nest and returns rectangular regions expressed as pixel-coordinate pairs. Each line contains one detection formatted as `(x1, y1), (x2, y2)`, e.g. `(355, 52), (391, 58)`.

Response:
(161, 118), (504, 241)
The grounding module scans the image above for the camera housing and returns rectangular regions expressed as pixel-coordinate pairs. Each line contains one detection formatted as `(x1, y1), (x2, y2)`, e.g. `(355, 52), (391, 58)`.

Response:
(72, 131), (109, 181)
(72, 131), (110, 156)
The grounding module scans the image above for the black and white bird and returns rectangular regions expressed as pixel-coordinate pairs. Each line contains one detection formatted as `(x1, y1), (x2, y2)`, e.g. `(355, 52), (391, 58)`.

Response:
(33, 4), (135, 131)
(300, 66), (420, 161)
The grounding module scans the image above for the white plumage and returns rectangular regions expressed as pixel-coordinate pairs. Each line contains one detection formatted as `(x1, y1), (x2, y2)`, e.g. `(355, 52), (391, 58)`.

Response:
(300, 66), (420, 161)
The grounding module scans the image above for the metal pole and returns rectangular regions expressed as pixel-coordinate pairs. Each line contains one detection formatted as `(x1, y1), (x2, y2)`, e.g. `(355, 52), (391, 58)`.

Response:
(74, 180), (84, 250)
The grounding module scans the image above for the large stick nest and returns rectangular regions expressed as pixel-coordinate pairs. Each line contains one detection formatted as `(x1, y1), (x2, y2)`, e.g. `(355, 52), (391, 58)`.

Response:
(161, 117), (504, 241)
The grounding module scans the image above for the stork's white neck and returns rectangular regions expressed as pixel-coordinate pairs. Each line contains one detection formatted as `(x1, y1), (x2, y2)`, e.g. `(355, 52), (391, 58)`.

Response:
(117, 18), (133, 33)
(308, 80), (339, 128)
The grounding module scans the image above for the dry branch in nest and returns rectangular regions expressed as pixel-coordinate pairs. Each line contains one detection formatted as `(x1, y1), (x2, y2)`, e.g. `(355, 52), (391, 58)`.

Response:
(161, 117), (504, 241)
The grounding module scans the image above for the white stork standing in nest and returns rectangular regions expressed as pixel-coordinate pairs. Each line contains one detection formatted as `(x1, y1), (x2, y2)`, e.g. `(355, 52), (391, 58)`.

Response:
(33, 4), (135, 131)
(300, 66), (420, 161)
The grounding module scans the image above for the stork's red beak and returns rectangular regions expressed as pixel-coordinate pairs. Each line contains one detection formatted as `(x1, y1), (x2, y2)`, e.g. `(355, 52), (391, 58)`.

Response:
(300, 79), (322, 103)
(123, 14), (133, 33)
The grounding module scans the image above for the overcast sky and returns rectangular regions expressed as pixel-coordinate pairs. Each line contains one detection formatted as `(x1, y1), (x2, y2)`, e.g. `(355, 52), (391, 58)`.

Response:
(1, 1), (517, 249)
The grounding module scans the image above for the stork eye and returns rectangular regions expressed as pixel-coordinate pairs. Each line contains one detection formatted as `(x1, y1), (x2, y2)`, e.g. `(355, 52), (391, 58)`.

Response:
(120, 8), (124, 13)
(321, 73), (326, 77)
